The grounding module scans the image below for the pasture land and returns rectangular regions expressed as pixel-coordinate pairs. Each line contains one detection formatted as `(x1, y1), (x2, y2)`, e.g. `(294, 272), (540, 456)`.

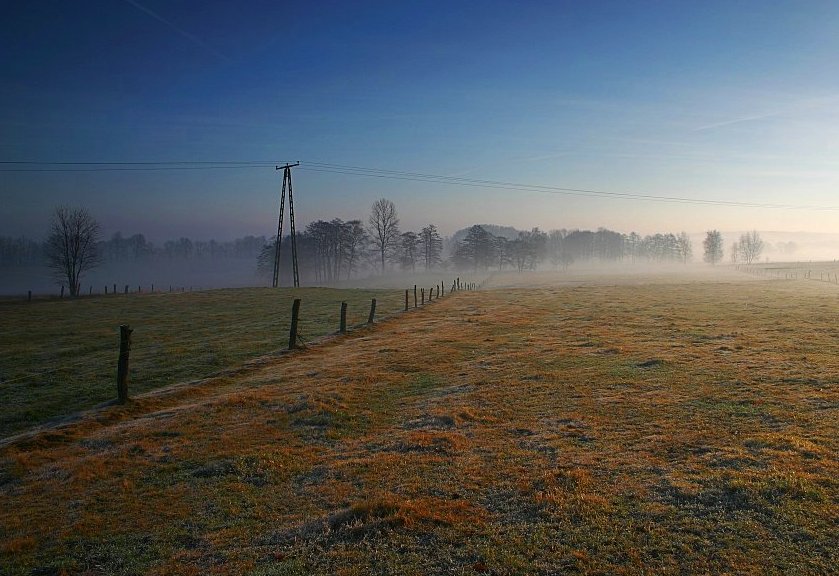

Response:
(0, 287), (408, 438)
(0, 275), (836, 574)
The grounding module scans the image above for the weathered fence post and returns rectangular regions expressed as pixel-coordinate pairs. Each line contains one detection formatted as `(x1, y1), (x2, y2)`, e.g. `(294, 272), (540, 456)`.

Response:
(441, 282), (445, 296)
(113, 283), (117, 294)
(340, 301), (347, 334)
(117, 324), (132, 403)
(405, 289), (409, 311)
(457, 277), (461, 290)
(289, 298), (301, 350)
(89, 286), (92, 295)
(414, 285), (418, 308)
(421, 288), (425, 305)
(124, 284), (129, 294)
(60, 285), (64, 298)
(368, 298), (377, 325)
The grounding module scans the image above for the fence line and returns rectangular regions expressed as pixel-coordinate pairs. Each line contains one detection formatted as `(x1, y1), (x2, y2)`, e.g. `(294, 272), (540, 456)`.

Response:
(2, 275), (488, 437)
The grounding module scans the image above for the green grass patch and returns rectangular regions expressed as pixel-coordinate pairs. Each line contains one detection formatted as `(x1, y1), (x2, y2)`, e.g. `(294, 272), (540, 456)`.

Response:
(0, 287), (405, 437)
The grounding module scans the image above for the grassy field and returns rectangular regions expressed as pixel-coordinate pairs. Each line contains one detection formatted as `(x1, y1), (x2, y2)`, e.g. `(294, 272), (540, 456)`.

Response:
(0, 274), (836, 574)
(0, 287), (412, 438)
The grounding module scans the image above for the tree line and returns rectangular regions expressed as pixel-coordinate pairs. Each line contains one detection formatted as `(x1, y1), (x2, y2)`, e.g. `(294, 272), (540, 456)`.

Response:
(6, 201), (766, 295)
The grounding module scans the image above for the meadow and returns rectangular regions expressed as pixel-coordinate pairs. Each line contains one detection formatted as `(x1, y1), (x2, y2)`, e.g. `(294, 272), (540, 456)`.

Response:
(0, 287), (410, 438)
(0, 271), (836, 574)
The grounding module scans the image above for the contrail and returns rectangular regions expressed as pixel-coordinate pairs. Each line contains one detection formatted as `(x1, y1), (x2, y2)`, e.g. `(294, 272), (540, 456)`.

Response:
(692, 111), (781, 132)
(122, 0), (230, 62)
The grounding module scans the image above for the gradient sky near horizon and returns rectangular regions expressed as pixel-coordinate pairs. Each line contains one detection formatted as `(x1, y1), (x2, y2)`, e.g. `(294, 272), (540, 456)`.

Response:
(1, 0), (838, 241)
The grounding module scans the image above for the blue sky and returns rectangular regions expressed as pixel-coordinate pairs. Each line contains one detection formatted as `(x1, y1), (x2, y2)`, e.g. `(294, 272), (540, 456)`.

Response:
(1, 0), (838, 241)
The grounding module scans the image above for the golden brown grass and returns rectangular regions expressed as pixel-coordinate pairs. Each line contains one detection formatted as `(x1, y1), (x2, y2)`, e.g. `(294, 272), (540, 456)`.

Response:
(1, 274), (836, 574)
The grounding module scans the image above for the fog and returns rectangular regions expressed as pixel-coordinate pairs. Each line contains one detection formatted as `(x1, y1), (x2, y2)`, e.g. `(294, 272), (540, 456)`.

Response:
(2, 224), (837, 297)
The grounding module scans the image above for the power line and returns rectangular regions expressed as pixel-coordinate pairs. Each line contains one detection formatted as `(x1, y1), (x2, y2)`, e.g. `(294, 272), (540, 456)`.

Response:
(2, 159), (837, 211)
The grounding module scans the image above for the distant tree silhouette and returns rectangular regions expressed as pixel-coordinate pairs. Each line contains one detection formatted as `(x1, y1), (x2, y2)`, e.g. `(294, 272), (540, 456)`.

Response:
(738, 230), (764, 264)
(676, 232), (693, 264)
(44, 206), (100, 296)
(367, 198), (400, 274)
(419, 224), (443, 270)
(399, 231), (420, 271)
(342, 220), (368, 280)
(703, 230), (724, 265)
(453, 225), (497, 271)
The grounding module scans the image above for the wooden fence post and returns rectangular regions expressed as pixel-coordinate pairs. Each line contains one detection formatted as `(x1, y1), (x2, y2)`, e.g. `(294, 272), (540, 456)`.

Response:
(113, 283), (116, 295)
(405, 289), (409, 311)
(289, 298), (301, 350)
(60, 285), (64, 298)
(414, 285), (417, 308)
(89, 286), (92, 295)
(441, 282), (444, 296)
(124, 284), (129, 294)
(421, 288), (425, 305)
(368, 298), (377, 325)
(340, 301), (347, 334)
(117, 324), (132, 403)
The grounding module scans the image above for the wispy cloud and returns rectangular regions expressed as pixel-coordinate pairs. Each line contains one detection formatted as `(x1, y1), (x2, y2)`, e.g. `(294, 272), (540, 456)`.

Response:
(123, 0), (230, 63)
(691, 111), (782, 132)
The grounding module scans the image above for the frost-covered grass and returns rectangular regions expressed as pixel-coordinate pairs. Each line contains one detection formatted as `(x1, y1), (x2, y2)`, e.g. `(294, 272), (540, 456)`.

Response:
(1, 277), (836, 574)
(0, 287), (408, 437)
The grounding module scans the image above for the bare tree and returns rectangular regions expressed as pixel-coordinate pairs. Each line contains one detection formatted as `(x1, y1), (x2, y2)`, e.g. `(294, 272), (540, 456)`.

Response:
(341, 220), (368, 280)
(419, 224), (443, 270)
(44, 206), (100, 295)
(367, 198), (400, 273)
(703, 230), (723, 265)
(399, 231), (420, 271)
(676, 232), (693, 264)
(738, 230), (764, 264)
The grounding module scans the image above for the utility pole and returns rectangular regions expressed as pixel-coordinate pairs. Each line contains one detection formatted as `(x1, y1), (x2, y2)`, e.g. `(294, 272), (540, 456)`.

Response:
(273, 162), (300, 288)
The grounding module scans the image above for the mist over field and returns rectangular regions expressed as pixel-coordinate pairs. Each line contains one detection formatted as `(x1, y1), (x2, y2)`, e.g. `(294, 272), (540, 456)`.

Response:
(2, 223), (838, 297)
(2, 2), (838, 574)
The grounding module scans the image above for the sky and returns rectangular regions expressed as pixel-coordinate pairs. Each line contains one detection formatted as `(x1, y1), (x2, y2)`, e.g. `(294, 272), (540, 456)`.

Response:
(1, 0), (838, 243)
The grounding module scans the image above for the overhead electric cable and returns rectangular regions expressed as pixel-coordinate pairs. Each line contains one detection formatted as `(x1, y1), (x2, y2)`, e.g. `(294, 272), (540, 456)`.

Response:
(2, 160), (837, 211)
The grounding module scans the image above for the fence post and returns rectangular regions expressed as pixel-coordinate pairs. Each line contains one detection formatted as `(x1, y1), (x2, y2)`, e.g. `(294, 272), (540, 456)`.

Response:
(340, 301), (347, 334)
(368, 298), (377, 325)
(289, 298), (301, 350)
(457, 277), (461, 290)
(89, 286), (92, 296)
(421, 288), (425, 305)
(28, 290), (32, 302)
(124, 284), (129, 294)
(414, 285), (417, 308)
(113, 283), (117, 295)
(405, 289), (409, 311)
(60, 285), (64, 298)
(441, 282), (445, 296)
(117, 324), (132, 403)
